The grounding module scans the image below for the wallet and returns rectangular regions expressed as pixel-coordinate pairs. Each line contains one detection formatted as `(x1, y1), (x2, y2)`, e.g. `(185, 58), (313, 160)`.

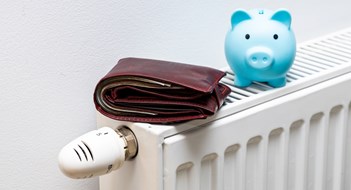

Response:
(94, 58), (231, 123)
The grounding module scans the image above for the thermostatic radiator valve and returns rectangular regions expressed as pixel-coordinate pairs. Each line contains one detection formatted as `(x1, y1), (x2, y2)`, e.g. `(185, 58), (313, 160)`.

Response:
(58, 127), (138, 179)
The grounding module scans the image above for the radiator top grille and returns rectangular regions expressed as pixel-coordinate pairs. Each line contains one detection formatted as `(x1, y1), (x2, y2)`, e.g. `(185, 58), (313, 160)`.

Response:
(220, 28), (351, 106)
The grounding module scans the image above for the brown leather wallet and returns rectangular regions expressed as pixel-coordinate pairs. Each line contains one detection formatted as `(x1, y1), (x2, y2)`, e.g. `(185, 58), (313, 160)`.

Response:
(94, 58), (231, 123)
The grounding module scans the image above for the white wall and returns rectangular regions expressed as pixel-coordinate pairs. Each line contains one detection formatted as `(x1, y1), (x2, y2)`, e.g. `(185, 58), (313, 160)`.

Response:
(0, 1), (350, 189)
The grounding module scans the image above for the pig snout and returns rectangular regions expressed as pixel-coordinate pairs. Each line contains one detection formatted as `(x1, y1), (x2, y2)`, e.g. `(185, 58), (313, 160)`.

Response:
(246, 47), (274, 70)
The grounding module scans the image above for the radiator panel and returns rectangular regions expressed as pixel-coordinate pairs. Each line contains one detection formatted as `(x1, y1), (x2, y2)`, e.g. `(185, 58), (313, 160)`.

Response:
(163, 73), (351, 190)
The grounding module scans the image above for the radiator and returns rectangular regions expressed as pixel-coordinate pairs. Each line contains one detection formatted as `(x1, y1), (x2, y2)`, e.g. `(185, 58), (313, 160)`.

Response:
(97, 28), (351, 190)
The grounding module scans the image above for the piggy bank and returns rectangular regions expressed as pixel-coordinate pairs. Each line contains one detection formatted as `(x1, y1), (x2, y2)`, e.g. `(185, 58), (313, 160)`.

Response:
(225, 9), (296, 87)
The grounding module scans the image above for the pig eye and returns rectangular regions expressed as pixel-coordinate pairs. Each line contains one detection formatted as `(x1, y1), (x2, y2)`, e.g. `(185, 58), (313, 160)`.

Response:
(245, 34), (250, 40)
(273, 34), (279, 40)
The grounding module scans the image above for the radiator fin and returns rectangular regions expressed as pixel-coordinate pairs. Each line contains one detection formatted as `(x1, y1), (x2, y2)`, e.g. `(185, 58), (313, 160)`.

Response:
(176, 162), (193, 190)
(200, 153), (219, 190)
(267, 128), (284, 190)
(307, 113), (326, 190)
(245, 136), (263, 190)
(288, 120), (307, 190)
(326, 105), (345, 190)
(224, 144), (241, 190)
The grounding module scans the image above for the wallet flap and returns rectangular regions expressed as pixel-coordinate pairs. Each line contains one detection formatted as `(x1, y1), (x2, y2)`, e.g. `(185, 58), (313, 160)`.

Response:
(101, 57), (226, 93)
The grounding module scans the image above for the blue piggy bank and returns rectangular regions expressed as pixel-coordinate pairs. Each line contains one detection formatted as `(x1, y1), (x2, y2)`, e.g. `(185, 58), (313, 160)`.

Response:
(225, 9), (296, 87)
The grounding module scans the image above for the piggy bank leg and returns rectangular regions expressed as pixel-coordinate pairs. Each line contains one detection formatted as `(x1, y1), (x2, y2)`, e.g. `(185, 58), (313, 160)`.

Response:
(234, 75), (252, 87)
(268, 77), (286, 88)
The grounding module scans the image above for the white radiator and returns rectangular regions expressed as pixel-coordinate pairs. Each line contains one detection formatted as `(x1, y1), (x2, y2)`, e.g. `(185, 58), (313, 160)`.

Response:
(97, 28), (351, 190)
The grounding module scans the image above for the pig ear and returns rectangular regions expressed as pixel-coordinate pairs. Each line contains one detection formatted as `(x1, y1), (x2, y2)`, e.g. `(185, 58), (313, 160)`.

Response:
(271, 9), (292, 29)
(231, 9), (251, 29)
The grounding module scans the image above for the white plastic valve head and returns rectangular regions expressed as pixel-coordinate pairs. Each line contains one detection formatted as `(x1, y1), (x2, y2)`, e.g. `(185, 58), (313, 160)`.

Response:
(58, 127), (137, 179)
